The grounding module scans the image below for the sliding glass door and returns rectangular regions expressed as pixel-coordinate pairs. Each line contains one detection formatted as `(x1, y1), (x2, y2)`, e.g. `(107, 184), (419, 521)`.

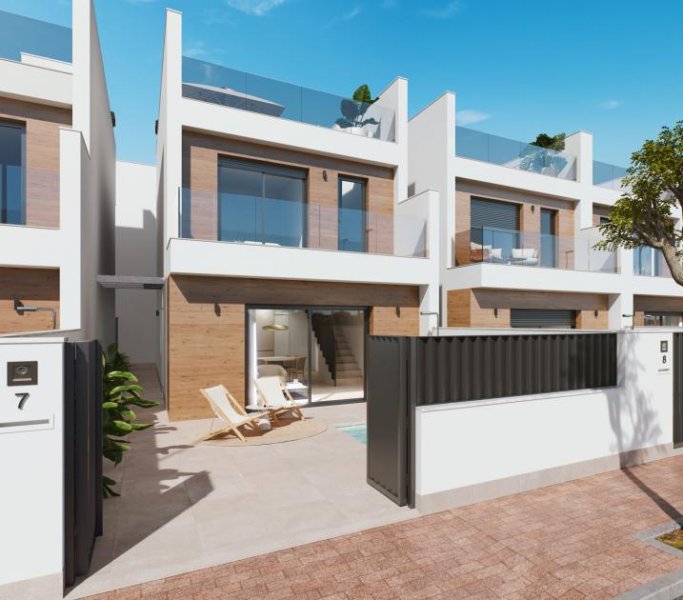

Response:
(247, 307), (366, 406)
(218, 159), (306, 247)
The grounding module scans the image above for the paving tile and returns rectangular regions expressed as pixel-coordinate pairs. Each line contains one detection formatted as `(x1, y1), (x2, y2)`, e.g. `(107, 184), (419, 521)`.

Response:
(75, 368), (683, 600)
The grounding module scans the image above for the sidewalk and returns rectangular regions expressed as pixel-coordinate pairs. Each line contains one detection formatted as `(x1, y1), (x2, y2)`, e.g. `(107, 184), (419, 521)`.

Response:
(85, 455), (683, 600)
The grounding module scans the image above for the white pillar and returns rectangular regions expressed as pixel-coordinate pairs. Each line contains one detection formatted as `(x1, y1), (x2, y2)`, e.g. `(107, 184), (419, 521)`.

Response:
(161, 9), (183, 273)
(608, 292), (634, 330)
(565, 131), (594, 233)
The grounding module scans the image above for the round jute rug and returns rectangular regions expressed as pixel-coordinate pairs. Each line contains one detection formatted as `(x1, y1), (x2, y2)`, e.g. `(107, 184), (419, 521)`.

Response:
(202, 418), (327, 447)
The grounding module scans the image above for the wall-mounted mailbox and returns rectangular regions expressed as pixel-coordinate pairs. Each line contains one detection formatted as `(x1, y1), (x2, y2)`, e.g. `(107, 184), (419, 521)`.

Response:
(7, 361), (38, 386)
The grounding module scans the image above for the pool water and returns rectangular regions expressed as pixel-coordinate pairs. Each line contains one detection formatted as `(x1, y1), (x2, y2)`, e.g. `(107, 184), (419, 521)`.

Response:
(337, 423), (367, 444)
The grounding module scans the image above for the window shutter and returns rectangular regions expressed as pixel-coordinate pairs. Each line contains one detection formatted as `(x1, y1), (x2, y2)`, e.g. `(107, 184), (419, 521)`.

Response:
(510, 309), (576, 329)
(470, 197), (520, 231)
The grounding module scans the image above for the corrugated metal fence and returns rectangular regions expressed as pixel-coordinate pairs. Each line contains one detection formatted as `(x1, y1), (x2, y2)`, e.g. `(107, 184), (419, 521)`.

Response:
(366, 333), (618, 507)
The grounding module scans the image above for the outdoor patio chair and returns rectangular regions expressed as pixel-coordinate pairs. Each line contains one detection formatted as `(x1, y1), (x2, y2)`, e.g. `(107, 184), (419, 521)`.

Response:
(254, 376), (306, 422)
(199, 385), (267, 442)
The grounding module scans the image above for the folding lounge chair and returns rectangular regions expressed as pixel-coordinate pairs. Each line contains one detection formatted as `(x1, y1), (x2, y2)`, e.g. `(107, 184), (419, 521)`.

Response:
(200, 385), (267, 442)
(254, 376), (306, 422)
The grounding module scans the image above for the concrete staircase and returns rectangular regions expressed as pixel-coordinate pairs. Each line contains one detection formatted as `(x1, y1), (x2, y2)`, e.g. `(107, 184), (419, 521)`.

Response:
(333, 329), (362, 386)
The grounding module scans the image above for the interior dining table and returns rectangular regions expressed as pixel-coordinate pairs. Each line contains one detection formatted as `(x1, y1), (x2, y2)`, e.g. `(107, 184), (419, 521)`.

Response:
(257, 355), (305, 364)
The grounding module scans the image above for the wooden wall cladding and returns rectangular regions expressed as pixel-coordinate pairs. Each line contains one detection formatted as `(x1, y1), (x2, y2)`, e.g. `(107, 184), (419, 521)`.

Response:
(0, 267), (60, 333)
(0, 97), (71, 228)
(447, 288), (609, 330)
(182, 131), (395, 253)
(167, 275), (419, 421)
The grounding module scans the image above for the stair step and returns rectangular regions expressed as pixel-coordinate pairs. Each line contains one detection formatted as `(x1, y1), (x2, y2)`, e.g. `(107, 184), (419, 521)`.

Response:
(336, 377), (363, 386)
(336, 368), (362, 377)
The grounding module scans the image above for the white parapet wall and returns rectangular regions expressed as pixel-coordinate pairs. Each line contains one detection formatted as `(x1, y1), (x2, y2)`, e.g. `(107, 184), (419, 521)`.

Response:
(415, 330), (678, 513)
(0, 338), (65, 599)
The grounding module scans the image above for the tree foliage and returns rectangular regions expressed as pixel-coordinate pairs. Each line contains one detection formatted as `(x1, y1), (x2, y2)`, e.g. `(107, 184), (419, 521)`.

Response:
(531, 132), (566, 151)
(102, 344), (158, 498)
(596, 121), (683, 285)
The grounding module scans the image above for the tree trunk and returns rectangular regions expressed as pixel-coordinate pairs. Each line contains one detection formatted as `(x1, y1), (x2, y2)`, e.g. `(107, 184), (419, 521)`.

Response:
(661, 242), (683, 286)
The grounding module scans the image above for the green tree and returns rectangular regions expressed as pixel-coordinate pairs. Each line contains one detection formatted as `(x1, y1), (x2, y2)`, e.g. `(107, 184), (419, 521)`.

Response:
(531, 132), (566, 151)
(596, 121), (683, 285)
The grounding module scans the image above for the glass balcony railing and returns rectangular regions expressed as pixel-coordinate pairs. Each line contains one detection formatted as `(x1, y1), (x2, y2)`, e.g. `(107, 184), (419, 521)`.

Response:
(455, 126), (577, 180)
(468, 226), (617, 273)
(182, 58), (396, 141)
(0, 167), (60, 228)
(633, 246), (670, 277)
(179, 189), (426, 258)
(593, 161), (627, 190)
(0, 10), (72, 64)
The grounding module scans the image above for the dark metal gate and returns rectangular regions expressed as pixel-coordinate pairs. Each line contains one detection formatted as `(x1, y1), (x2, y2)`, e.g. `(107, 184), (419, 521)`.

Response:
(366, 336), (412, 507)
(64, 340), (103, 588)
(674, 333), (683, 448)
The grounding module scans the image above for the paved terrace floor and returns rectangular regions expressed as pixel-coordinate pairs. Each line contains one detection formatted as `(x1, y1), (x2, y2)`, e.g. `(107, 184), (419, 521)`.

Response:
(83, 444), (683, 598)
(67, 365), (414, 599)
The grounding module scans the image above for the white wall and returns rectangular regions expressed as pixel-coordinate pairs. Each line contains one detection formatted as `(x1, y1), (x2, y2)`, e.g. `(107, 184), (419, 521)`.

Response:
(76, 0), (116, 346)
(415, 330), (675, 507)
(0, 338), (64, 599)
(115, 161), (159, 363)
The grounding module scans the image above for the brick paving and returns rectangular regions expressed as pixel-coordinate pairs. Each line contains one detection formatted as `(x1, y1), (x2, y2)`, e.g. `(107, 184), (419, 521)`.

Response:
(87, 455), (683, 599)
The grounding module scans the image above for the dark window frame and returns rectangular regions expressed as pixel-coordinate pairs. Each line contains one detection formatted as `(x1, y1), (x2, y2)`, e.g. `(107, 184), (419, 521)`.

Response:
(337, 175), (367, 253)
(0, 119), (26, 225)
(216, 156), (308, 246)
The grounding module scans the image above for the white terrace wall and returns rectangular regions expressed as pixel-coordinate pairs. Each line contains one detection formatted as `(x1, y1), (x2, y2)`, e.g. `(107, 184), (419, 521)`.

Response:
(415, 329), (679, 513)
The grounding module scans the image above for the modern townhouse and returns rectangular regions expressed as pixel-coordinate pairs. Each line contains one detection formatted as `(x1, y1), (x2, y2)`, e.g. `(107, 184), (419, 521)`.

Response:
(0, 2), (116, 598)
(153, 9), (439, 421)
(409, 92), (683, 332)
(0, 1), (115, 343)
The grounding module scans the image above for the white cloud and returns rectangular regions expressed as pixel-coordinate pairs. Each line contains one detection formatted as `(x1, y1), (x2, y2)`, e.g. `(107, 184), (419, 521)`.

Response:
(327, 6), (362, 26)
(225, 0), (286, 16)
(423, 1), (461, 18)
(184, 42), (207, 59)
(456, 110), (490, 126)
(598, 99), (622, 110)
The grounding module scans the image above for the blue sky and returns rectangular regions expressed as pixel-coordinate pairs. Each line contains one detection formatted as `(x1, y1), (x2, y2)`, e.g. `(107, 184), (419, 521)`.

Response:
(3, 1), (682, 167)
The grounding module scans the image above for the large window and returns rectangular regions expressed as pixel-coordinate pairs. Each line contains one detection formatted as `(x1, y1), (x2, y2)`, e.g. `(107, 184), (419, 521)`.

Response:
(470, 197), (521, 259)
(0, 122), (25, 225)
(217, 159), (305, 247)
(644, 312), (683, 327)
(338, 177), (366, 252)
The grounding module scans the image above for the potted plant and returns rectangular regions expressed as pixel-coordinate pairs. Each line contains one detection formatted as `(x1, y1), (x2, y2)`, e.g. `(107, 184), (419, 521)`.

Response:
(335, 84), (379, 136)
(520, 132), (567, 175)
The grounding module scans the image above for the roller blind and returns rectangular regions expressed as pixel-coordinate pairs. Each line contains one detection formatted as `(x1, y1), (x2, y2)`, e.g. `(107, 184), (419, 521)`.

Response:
(510, 309), (576, 329)
(471, 197), (520, 231)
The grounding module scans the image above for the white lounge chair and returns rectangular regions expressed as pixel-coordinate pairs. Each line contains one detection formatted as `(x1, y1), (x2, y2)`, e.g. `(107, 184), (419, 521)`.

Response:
(200, 385), (267, 442)
(254, 376), (306, 422)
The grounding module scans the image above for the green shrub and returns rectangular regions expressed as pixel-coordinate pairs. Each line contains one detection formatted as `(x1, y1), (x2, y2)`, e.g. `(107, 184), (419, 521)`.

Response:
(102, 344), (158, 498)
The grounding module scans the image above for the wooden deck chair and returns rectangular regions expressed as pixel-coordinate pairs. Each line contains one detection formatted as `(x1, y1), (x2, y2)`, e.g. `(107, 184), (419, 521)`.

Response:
(254, 376), (306, 421)
(200, 385), (267, 442)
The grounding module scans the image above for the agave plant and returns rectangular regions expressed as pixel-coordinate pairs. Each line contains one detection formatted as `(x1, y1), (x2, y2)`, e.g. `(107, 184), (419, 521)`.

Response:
(335, 84), (379, 131)
(102, 344), (158, 498)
